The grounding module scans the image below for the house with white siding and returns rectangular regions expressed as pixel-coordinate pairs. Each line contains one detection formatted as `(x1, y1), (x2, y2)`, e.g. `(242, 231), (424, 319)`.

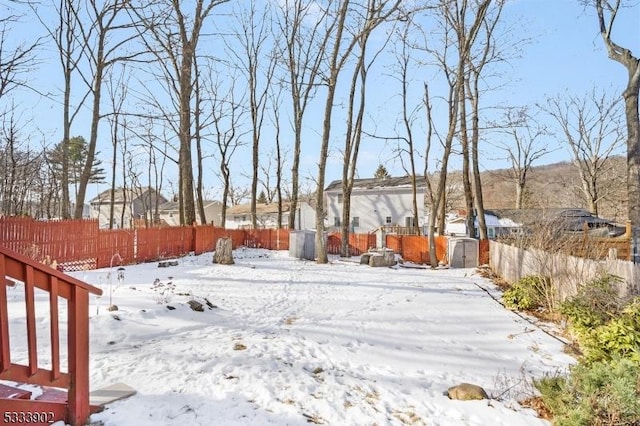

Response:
(224, 201), (315, 230)
(325, 176), (428, 233)
(89, 187), (167, 229)
(158, 200), (223, 226)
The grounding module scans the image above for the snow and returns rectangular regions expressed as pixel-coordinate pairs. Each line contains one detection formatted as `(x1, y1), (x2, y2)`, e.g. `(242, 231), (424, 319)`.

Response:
(5, 248), (575, 425)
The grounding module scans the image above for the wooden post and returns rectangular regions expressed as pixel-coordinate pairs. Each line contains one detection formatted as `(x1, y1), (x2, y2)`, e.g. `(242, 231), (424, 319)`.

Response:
(67, 287), (90, 426)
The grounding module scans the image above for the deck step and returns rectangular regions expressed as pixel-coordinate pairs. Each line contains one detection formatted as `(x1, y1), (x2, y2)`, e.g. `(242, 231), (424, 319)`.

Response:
(90, 382), (136, 407)
(35, 386), (67, 403)
(0, 383), (32, 399)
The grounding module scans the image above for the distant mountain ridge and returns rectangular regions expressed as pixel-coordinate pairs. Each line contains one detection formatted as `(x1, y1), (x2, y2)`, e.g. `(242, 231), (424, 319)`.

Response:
(476, 156), (627, 222)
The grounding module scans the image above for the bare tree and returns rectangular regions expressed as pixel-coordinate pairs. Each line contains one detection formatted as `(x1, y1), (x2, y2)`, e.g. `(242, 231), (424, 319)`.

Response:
(226, 0), (277, 229)
(315, 0), (402, 264)
(32, 0), (87, 218)
(545, 90), (624, 215)
(590, 0), (640, 251)
(73, 0), (145, 219)
(275, 0), (332, 230)
(105, 65), (128, 228)
(425, 0), (491, 267)
(204, 69), (247, 227)
(133, 0), (229, 226)
(0, 9), (40, 104)
(0, 107), (42, 216)
(338, 1), (399, 256)
(268, 85), (286, 228)
(493, 106), (551, 209)
(392, 20), (423, 236)
(464, 0), (507, 240)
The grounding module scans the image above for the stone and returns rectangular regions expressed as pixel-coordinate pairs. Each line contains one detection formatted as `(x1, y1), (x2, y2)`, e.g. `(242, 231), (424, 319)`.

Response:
(107, 304), (119, 312)
(213, 237), (234, 265)
(367, 248), (396, 267)
(187, 300), (204, 312)
(360, 253), (371, 264)
(446, 383), (489, 401)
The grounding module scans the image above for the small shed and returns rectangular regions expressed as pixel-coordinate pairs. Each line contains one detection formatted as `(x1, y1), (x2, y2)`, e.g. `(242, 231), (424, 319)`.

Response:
(448, 238), (478, 268)
(289, 230), (318, 261)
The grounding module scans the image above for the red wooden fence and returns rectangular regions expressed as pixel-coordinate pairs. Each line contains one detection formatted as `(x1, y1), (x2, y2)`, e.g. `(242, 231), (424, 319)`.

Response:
(0, 218), (293, 270)
(326, 233), (376, 256)
(0, 217), (490, 269)
(385, 234), (449, 264)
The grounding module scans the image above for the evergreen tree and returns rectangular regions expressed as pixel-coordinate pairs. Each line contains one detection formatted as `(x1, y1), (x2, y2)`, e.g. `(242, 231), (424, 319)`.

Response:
(257, 190), (267, 204)
(374, 164), (391, 180)
(46, 136), (106, 186)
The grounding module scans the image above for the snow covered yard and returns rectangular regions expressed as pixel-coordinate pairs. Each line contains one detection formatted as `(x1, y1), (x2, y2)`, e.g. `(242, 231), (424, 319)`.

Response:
(7, 248), (574, 425)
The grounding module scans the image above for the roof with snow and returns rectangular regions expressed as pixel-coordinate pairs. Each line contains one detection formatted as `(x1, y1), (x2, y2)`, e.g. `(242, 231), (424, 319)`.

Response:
(325, 176), (428, 192)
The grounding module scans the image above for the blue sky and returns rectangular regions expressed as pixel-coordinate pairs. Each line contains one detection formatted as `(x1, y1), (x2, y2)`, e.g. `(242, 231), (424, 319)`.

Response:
(3, 0), (640, 201)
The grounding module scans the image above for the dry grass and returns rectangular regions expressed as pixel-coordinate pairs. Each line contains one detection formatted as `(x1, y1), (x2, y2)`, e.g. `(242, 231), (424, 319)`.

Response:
(520, 396), (553, 421)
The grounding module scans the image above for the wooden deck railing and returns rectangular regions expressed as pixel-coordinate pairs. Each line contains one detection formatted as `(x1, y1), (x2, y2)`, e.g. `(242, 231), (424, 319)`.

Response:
(0, 246), (102, 426)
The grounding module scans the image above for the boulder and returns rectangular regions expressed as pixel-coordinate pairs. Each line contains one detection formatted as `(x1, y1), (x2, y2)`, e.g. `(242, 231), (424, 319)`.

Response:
(367, 248), (396, 267)
(446, 383), (489, 401)
(187, 300), (204, 312)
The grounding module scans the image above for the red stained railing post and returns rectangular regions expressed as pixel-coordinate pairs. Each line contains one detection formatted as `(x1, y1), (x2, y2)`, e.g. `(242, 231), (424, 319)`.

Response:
(0, 254), (10, 373)
(67, 285), (90, 426)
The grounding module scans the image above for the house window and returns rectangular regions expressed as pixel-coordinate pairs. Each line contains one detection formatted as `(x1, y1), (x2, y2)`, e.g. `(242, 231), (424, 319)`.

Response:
(405, 217), (416, 228)
(334, 217), (341, 227)
(385, 216), (392, 225)
(337, 194), (343, 204)
(351, 217), (360, 227)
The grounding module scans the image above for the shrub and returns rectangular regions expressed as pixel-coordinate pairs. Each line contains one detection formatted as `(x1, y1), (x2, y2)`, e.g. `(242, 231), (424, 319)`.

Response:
(560, 275), (623, 331)
(503, 275), (551, 311)
(580, 298), (640, 364)
(560, 275), (638, 364)
(534, 358), (640, 426)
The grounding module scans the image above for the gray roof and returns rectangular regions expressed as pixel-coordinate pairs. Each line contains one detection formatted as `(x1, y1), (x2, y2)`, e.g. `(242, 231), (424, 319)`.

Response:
(158, 200), (221, 212)
(325, 176), (427, 192)
(485, 208), (616, 231)
(90, 187), (167, 204)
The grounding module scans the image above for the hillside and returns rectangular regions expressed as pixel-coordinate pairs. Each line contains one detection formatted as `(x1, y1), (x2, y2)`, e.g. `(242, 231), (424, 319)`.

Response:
(473, 157), (627, 222)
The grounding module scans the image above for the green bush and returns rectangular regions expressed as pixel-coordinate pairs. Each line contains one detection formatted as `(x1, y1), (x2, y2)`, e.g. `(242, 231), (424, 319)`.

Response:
(559, 275), (623, 335)
(535, 358), (640, 426)
(581, 298), (640, 364)
(503, 275), (550, 311)
(560, 275), (638, 364)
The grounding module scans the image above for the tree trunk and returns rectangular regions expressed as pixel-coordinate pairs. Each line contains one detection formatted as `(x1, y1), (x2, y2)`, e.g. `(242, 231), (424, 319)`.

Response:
(213, 237), (234, 264)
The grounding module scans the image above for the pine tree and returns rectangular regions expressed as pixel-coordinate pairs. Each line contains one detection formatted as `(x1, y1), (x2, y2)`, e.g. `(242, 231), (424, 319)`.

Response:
(257, 190), (267, 204)
(374, 164), (391, 180)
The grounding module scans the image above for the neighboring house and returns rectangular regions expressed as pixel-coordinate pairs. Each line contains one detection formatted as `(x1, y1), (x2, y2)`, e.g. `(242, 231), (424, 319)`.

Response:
(488, 208), (625, 237)
(224, 201), (315, 230)
(89, 187), (168, 229)
(445, 210), (521, 239)
(325, 176), (428, 233)
(158, 200), (223, 226)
